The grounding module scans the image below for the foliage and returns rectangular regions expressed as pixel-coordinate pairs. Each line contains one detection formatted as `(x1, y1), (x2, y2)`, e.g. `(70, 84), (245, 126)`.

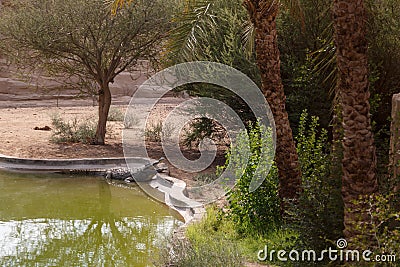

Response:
(0, 0), (172, 144)
(123, 111), (139, 129)
(367, 0), (400, 118)
(50, 114), (97, 144)
(238, 228), (298, 266)
(165, 0), (259, 128)
(0, 0), (171, 92)
(278, 0), (333, 133)
(182, 118), (227, 148)
(166, 0), (258, 78)
(182, 118), (214, 148)
(367, 0), (400, 189)
(157, 237), (243, 267)
(144, 121), (173, 143)
(282, 53), (332, 135)
(193, 173), (218, 186)
(157, 206), (298, 267)
(226, 122), (281, 235)
(350, 194), (400, 257)
(281, 0), (400, 183)
(289, 111), (344, 253)
(157, 207), (244, 267)
(107, 107), (124, 122)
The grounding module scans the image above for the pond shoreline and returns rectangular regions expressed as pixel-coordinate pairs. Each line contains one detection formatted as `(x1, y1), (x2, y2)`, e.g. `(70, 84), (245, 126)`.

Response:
(0, 153), (205, 225)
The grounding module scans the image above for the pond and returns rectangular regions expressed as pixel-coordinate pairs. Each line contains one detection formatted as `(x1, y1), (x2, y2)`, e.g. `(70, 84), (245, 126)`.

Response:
(0, 171), (183, 266)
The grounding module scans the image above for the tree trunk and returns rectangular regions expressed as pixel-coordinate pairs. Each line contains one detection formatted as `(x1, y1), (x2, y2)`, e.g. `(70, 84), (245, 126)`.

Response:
(333, 0), (378, 246)
(94, 83), (112, 145)
(244, 1), (302, 204)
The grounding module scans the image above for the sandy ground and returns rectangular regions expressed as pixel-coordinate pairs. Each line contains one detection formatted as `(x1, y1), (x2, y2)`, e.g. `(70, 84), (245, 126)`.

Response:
(0, 60), (156, 159)
(0, 104), (174, 159)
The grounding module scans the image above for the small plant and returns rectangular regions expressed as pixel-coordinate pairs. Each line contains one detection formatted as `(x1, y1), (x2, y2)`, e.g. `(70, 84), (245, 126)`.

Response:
(50, 114), (96, 144)
(182, 118), (227, 148)
(123, 111), (139, 129)
(193, 173), (218, 186)
(145, 120), (173, 142)
(107, 107), (124, 122)
(350, 194), (400, 257)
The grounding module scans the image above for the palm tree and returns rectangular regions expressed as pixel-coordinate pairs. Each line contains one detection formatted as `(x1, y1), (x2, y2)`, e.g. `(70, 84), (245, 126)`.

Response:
(243, 0), (302, 203)
(164, 0), (303, 205)
(332, 0), (378, 245)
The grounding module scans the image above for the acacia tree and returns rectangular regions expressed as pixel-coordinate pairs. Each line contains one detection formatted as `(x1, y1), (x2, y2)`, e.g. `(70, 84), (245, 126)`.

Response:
(332, 0), (378, 244)
(0, 0), (171, 144)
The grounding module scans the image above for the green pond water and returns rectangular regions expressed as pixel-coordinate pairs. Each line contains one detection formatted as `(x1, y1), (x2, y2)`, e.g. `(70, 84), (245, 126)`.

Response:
(0, 171), (183, 267)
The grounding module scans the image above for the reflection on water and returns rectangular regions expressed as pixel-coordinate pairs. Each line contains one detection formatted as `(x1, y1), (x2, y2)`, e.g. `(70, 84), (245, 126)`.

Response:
(0, 171), (182, 266)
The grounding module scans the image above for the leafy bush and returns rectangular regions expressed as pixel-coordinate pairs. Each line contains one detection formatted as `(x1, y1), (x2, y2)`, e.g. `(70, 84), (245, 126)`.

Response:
(107, 107), (124, 122)
(225, 122), (281, 235)
(350, 194), (400, 257)
(50, 114), (96, 144)
(145, 121), (173, 142)
(288, 111), (344, 253)
(183, 118), (226, 148)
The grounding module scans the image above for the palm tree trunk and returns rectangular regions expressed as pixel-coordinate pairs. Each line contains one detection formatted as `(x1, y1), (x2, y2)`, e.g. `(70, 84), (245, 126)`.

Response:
(333, 0), (378, 246)
(244, 1), (302, 204)
(94, 83), (112, 145)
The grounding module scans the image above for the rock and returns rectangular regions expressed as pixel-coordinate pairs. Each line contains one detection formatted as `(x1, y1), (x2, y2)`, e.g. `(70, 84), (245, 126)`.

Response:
(34, 126), (52, 131)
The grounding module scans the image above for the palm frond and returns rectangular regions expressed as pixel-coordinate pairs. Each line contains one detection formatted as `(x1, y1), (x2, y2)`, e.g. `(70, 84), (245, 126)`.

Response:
(310, 19), (337, 99)
(164, 0), (218, 64)
(241, 19), (255, 57)
(281, 0), (305, 29)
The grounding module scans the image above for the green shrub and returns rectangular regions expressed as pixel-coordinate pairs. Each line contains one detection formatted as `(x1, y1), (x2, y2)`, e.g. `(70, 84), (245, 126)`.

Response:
(288, 111), (344, 254)
(107, 107), (124, 122)
(193, 173), (218, 186)
(183, 118), (227, 148)
(50, 114), (96, 144)
(225, 122), (281, 235)
(157, 207), (244, 267)
(350, 194), (400, 258)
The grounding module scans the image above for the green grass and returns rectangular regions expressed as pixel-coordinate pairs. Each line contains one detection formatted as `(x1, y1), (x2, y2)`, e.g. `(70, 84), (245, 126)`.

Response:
(157, 206), (298, 267)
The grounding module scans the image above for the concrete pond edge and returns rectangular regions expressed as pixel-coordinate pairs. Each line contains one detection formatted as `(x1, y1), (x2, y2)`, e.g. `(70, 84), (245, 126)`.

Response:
(0, 153), (206, 226)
